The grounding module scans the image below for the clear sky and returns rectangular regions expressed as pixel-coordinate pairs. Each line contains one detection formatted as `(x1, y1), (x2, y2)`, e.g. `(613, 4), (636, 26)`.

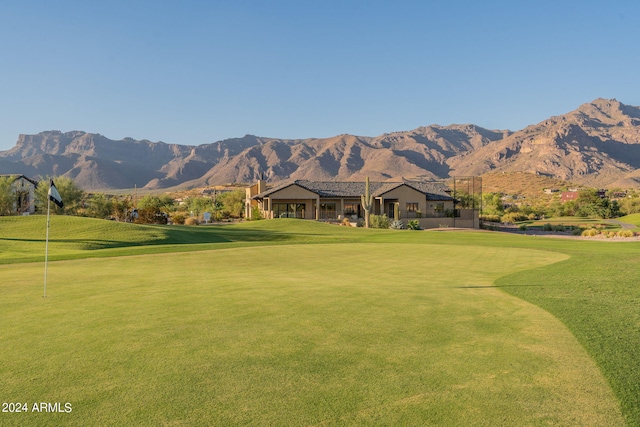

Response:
(1, 0), (639, 151)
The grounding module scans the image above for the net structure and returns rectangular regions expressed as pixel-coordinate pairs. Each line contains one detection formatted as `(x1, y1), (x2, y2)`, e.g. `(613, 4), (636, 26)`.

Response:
(447, 176), (482, 214)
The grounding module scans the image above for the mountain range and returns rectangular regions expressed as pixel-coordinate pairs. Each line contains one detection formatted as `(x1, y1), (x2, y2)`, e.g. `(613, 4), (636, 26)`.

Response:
(2, 98), (640, 191)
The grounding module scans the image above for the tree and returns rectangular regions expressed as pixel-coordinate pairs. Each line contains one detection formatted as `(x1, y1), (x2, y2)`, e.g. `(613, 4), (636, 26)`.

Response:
(183, 196), (214, 219)
(85, 193), (113, 219)
(574, 189), (620, 219)
(0, 176), (14, 216)
(111, 197), (132, 222)
(217, 189), (245, 218)
(138, 194), (175, 212)
(481, 193), (504, 216)
(35, 176), (85, 215)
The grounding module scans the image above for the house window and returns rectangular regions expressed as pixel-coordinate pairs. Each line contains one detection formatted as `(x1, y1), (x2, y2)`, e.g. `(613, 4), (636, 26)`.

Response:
(406, 202), (419, 212)
(320, 203), (336, 219)
(435, 202), (444, 212)
(343, 202), (359, 216)
(273, 203), (305, 218)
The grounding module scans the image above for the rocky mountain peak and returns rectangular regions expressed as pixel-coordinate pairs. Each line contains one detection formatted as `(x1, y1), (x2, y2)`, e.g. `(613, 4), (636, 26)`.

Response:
(2, 99), (640, 190)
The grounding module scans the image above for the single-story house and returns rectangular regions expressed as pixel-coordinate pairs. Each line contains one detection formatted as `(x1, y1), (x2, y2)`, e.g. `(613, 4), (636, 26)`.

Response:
(245, 179), (479, 229)
(0, 174), (38, 215)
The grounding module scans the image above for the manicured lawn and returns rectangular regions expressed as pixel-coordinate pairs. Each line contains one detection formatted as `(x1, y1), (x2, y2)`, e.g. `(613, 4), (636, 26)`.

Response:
(528, 216), (619, 230)
(1, 217), (639, 425)
(618, 213), (640, 230)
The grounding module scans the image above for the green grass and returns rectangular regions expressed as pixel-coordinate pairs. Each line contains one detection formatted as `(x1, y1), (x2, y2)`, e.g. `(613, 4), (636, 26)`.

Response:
(1, 216), (639, 425)
(528, 216), (619, 230)
(618, 213), (640, 230)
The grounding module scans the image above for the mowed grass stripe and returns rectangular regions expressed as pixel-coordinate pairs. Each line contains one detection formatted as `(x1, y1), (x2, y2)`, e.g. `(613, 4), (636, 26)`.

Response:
(0, 244), (623, 426)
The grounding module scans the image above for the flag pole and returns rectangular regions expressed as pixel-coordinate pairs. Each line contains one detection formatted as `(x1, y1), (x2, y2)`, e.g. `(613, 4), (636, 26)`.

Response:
(43, 187), (51, 298)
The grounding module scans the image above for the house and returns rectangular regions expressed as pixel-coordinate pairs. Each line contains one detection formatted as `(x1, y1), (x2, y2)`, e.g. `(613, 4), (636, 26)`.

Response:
(246, 179), (479, 229)
(561, 191), (579, 203)
(0, 174), (38, 214)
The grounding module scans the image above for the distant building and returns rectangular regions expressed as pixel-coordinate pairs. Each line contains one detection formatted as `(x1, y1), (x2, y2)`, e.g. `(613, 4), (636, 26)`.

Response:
(561, 191), (579, 203)
(0, 174), (39, 214)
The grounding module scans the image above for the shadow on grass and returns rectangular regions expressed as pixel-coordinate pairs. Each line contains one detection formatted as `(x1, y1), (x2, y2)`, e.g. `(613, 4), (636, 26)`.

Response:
(0, 226), (294, 250)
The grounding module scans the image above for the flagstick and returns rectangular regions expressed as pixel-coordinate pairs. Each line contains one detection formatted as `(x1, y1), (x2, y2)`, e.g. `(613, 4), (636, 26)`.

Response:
(43, 193), (51, 298)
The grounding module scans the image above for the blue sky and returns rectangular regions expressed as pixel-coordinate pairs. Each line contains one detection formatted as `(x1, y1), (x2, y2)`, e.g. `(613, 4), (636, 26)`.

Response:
(1, 0), (639, 150)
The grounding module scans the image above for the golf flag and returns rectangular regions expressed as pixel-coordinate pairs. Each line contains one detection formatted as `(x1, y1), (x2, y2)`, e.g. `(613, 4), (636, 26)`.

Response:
(48, 179), (64, 208)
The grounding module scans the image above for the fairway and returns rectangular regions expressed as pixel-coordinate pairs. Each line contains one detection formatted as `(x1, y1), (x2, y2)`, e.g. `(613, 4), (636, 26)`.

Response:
(0, 242), (624, 426)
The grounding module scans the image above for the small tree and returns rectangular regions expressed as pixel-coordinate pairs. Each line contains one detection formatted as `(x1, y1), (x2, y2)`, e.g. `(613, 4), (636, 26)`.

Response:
(361, 177), (373, 228)
(111, 197), (132, 222)
(35, 176), (85, 215)
(86, 193), (113, 219)
(0, 176), (14, 216)
(217, 189), (245, 218)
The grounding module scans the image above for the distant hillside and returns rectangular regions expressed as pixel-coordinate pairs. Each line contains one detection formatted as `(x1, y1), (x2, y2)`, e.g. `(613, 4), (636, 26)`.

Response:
(448, 98), (640, 187)
(481, 172), (580, 199)
(2, 98), (640, 190)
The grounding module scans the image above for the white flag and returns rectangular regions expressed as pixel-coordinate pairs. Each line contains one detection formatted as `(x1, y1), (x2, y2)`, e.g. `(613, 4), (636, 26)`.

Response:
(48, 179), (64, 208)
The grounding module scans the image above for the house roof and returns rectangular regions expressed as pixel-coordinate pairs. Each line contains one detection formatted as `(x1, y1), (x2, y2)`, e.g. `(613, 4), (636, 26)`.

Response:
(0, 174), (39, 187)
(253, 180), (454, 201)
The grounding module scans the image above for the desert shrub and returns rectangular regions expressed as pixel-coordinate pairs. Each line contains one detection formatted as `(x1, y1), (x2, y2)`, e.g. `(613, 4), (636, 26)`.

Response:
(480, 214), (501, 223)
(185, 217), (199, 226)
(407, 219), (421, 230)
(135, 206), (168, 224)
(341, 217), (352, 227)
(572, 228), (583, 236)
(552, 225), (566, 232)
(518, 224), (528, 231)
(581, 228), (599, 237)
(542, 223), (554, 231)
(618, 229), (635, 238)
(501, 212), (529, 224)
(527, 213), (537, 220)
(481, 223), (497, 231)
(250, 205), (263, 220)
(171, 214), (186, 225)
(356, 219), (364, 227)
(390, 220), (404, 230)
(370, 214), (390, 229)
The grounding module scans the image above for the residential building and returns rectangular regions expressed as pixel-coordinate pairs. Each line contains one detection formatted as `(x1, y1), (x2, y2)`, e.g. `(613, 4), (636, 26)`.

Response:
(246, 179), (479, 229)
(1, 174), (39, 214)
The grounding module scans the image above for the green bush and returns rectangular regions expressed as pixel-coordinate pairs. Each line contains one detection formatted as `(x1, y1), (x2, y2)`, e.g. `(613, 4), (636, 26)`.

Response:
(542, 223), (554, 231)
(407, 219), (421, 230)
(390, 220), (404, 230)
(501, 212), (529, 224)
(171, 214), (186, 225)
(370, 214), (390, 229)
(251, 205), (263, 221)
(518, 224), (528, 231)
(480, 214), (501, 223)
(618, 230), (635, 238)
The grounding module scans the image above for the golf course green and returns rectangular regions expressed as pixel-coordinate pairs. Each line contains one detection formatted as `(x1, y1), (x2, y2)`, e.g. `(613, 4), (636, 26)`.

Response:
(1, 216), (638, 426)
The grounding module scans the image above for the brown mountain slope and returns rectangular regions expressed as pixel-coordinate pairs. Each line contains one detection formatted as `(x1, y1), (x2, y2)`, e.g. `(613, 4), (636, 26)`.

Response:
(448, 98), (640, 187)
(2, 99), (640, 190)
